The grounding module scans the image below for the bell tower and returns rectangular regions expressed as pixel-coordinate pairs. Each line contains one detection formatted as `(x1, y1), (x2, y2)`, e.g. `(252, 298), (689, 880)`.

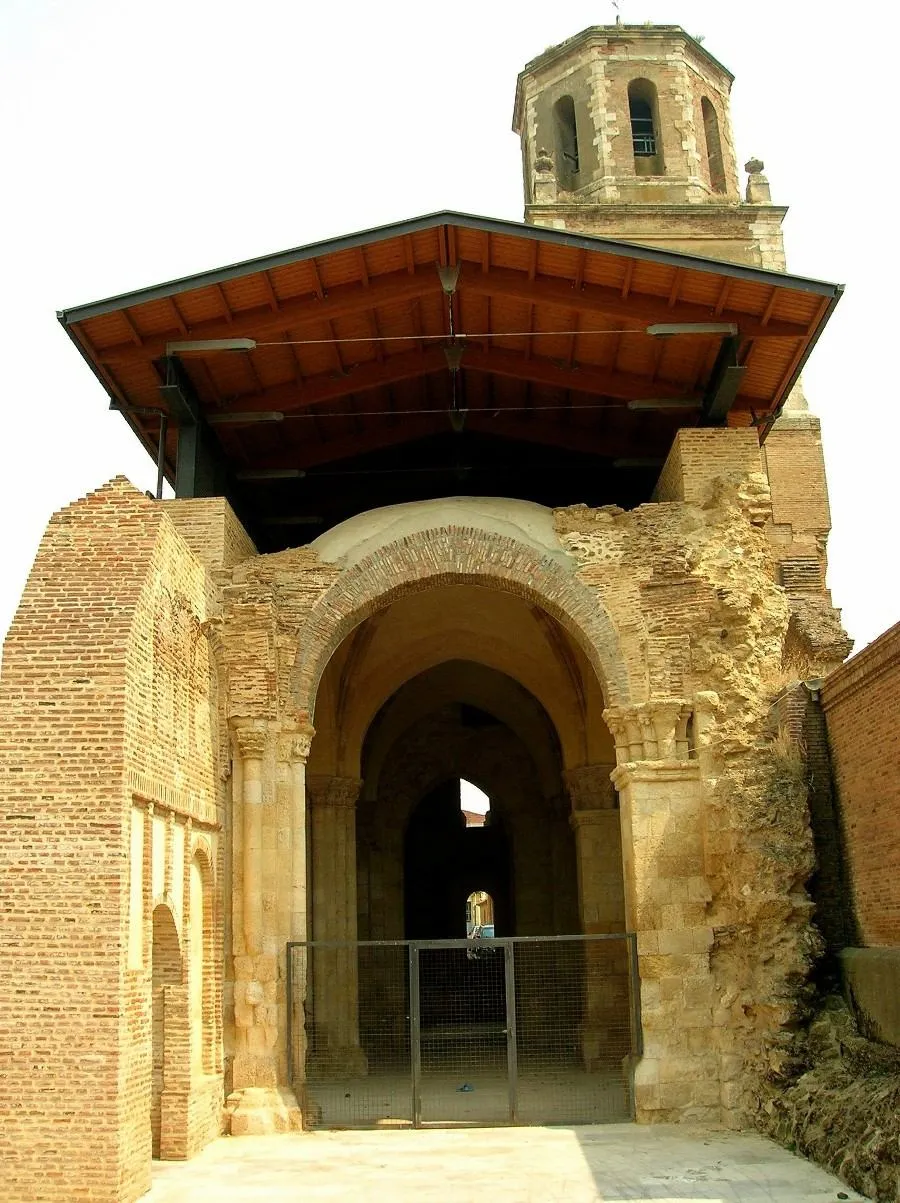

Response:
(514, 21), (848, 666)
(513, 24), (784, 270)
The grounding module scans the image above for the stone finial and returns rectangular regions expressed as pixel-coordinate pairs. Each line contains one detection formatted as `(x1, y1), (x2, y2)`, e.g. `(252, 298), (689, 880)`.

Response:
(744, 157), (771, 204)
(532, 147), (558, 205)
(534, 146), (554, 174)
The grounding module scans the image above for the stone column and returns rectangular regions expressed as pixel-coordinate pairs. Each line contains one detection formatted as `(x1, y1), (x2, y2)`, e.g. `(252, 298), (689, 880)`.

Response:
(564, 764), (627, 1069)
(280, 724), (314, 1091)
(227, 720), (300, 1135)
(308, 775), (367, 1077)
(605, 699), (720, 1123)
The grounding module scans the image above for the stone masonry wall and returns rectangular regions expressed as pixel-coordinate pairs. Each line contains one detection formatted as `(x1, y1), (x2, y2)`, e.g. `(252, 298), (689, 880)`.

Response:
(212, 427), (847, 1127)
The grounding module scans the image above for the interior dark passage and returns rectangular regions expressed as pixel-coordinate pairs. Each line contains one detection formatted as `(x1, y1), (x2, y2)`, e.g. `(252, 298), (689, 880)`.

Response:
(404, 779), (511, 940)
(357, 663), (580, 947)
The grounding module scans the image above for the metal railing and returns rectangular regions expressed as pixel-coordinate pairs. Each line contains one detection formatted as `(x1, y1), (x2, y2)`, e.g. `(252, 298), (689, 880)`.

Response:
(287, 933), (641, 1129)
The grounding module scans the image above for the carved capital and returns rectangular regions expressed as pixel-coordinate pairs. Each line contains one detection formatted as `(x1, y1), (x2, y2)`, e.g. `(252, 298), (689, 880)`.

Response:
(307, 775), (363, 810)
(230, 720), (268, 761)
(603, 700), (694, 765)
(563, 764), (617, 811)
(277, 722), (315, 765)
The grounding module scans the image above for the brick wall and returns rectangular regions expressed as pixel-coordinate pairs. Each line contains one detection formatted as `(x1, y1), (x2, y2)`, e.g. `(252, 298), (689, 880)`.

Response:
(0, 479), (162, 1202)
(0, 479), (225, 1202)
(161, 497), (256, 572)
(822, 622), (900, 946)
(653, 427), (763, 505)
(770, 683), (852, 955)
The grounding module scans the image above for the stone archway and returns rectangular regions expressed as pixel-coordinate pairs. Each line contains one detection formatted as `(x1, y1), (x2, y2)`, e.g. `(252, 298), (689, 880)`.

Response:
(291, 525), (634, 723)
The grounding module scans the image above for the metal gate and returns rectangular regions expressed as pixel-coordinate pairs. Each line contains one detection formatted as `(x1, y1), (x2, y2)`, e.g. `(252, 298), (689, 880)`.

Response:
(287, 934), (640, 1129)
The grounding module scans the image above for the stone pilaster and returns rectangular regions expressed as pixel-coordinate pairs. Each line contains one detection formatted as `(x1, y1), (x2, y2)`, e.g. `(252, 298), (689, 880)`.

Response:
(278, 724), (314, 1098)
(308, 775), (367, 1077)
(564, 764), (627, 1069)
(605, 699), (720, 1123)
(226, 719), (301, 1135)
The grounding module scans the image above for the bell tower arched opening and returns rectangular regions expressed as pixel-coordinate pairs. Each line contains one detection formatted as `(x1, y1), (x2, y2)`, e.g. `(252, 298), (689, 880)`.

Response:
(628, 79), (664, 177)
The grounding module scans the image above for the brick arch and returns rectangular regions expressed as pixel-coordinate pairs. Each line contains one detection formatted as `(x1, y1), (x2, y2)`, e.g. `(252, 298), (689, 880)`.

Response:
(292, 525), (631, 718)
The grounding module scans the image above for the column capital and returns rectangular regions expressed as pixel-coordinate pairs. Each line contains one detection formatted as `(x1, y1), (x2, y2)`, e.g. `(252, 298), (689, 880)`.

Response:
(603, 699), (693, 764)
(276, 722), (315, 765)
(563, 764), (616, 811)
(230, 719), (269, 761)
(307, 775), (363, 810)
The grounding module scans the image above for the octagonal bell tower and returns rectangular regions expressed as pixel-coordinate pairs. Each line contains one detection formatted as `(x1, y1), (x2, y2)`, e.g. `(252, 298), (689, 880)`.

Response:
(513, 24), (783, 269)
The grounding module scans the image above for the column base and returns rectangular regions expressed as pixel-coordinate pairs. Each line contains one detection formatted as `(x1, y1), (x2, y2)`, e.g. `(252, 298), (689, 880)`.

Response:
(309, 1044), (369, 1078)
(225, 1086), (303, 1136)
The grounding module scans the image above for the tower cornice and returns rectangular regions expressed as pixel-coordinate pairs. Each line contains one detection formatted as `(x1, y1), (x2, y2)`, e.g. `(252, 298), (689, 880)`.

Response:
(513, 24), (733, 134)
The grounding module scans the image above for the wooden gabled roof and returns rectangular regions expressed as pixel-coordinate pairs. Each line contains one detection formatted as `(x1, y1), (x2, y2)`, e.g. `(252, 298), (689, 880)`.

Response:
(58, 211), (841, 548)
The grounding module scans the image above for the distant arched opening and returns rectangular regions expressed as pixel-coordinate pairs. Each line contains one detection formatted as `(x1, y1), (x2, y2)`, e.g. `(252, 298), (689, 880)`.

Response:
(628, 79), (664, 176)
(460, 778), (490, 829)
(151, 905), (182, 1158)
(404, 778), (511, 940)
(466, 889), (495, 937)
(701, 97), (726, 193)
(553, 95), (580, 187)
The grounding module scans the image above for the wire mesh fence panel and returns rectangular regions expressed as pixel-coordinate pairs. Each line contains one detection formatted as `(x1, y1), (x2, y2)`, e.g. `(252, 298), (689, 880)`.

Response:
(414, 942), (512, 1125)
(513, 935), (635, 1124)
(292, 941), (413, 1129)
(288, 934), (638, 1129)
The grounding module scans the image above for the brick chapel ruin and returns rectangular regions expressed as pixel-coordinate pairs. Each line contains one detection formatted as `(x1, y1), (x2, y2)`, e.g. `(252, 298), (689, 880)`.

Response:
(2, 22), (898, 1203)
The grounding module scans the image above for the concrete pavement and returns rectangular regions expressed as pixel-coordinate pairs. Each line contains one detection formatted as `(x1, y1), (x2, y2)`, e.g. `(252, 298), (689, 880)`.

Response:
(147, 1124), (869, 1202)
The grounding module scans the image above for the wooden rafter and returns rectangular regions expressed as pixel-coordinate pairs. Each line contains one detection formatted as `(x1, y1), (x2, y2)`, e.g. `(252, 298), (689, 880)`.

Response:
(459, 264), (810, 340)
(97, 267), (442, 364)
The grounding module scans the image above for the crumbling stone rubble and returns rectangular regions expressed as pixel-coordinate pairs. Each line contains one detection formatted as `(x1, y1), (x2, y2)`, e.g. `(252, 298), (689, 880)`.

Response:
(756, 996), (900, 1202)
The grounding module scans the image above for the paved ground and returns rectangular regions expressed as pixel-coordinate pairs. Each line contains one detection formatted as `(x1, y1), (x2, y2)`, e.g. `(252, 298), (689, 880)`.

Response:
(148, 1124), (870, 1202)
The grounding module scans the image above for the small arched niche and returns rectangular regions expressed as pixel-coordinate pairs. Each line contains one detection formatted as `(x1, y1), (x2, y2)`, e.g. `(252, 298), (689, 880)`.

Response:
(701, 97), (726, 194)
(151, 905), (182, 1158)
(189, 852), (215, 1073)
(628, 79), (664, 176)
(553, 94), (580, 187)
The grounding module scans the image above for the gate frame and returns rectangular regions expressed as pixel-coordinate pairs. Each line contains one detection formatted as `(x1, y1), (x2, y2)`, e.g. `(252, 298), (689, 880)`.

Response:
(286, 932), (641, 1128)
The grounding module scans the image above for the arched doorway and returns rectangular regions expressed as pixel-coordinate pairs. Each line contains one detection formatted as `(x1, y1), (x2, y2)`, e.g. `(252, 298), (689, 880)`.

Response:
(298, 565), (634, 1126)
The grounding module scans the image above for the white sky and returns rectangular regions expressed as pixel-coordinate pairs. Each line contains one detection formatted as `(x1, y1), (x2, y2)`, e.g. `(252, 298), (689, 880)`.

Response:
(1, 0), (897, 657)
(460, 779), (490, 817)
